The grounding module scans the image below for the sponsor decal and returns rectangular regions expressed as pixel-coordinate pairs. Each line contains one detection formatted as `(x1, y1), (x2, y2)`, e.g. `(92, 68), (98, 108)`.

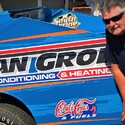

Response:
(0, 39), (111, 86)
(55, 98), (97, 120)
(58, 66), (111, 79)
(0, 72), (58, 85)
(52, 13), (80, 28)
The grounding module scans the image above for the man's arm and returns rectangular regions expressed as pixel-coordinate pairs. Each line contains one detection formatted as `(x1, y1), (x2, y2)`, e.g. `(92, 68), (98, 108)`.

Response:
(111, 63), (125, 121)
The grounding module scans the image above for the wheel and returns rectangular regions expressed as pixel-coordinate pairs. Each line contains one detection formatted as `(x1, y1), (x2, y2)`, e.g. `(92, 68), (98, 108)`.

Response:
(0, 103), (36, 125)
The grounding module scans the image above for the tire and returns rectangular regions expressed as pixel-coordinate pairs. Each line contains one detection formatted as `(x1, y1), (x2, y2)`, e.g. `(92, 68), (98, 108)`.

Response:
(0, 103), (36, 125)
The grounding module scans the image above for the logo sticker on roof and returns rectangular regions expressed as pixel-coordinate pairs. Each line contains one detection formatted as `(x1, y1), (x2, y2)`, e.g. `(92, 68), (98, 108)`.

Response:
(52, 13), (80, 28)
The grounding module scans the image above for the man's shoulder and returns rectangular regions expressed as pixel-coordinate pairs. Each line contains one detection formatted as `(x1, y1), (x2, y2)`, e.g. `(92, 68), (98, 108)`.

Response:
(106, 29), (114, 37)
(106, 29), (119, 44)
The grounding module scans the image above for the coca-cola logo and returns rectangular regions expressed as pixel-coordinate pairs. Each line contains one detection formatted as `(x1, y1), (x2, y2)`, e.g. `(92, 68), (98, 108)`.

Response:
(55, 98), (97, 120)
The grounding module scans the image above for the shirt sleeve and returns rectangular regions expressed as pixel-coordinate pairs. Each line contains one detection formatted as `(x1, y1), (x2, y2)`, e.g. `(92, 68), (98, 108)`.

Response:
(104, 43), (118, 64)
(104, 29), (118, 64)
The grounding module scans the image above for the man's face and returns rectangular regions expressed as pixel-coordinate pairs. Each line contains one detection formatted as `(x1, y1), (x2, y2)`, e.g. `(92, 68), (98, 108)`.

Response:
(102, 6), (125, 35)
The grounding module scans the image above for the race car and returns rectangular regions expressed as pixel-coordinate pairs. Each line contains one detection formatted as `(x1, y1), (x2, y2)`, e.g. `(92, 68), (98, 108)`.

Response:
(0, 6), (122, 125)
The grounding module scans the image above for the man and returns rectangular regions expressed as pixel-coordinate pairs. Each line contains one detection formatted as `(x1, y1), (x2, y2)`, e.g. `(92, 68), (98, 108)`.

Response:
(101, 0), (125, 124)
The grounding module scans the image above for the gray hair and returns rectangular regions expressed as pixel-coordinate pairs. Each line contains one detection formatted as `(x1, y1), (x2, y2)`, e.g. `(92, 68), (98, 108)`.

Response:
(101, 0), (125, 14)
